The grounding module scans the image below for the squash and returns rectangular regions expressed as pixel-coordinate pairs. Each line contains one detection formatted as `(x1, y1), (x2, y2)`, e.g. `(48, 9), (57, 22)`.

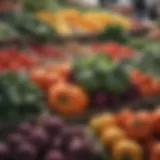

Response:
(101, 126), (126, 148)
(48, 83), (88, 115)
(112, 139), (143, 160)
(89, 113), (117, 134)
(124, 110), (152, 140)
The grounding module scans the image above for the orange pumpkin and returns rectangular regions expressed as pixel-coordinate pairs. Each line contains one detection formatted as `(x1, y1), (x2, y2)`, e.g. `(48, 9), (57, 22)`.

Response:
(30, 68), (47, 89)
(48, 83), (88, 115)
(150, 143), (160, 160)
(116, 108), (134, 128)
(151, 79), (160, 95)
(45, 64), (59, 72)
(43, 72), (63, 91)
(58, 63), (71, 79)
(46, 63), (71, 80)
(152, 107), (160, 135)
(124, 110), (152, 140)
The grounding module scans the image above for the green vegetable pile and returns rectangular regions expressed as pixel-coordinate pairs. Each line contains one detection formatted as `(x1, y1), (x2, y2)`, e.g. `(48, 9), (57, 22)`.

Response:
(0, 12), (55, 41)
(130, 38), (160, 51)
(0, 72), (43, 122)
(100, 25), (130, 44)
(131, 42), (160, 77)
(72, 54), (129, 94)
(0, 22), (18, 39)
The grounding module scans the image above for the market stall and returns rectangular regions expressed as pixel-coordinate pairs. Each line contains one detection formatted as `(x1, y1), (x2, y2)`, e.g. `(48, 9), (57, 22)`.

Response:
(0, 0), (160, 160)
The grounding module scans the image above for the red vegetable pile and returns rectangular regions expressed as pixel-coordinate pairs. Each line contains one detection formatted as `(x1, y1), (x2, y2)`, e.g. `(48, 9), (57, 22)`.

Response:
(0, 48), (39, 71)
(29, 44), (65, 59)
(91, 42), (135, 60)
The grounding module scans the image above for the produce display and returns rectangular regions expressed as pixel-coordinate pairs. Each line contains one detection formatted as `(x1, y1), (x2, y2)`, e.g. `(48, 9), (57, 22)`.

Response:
(90, 107), (160, 160)
(130, 70), (160, 96)
(0, 72), (43, 121)
(30, 54), (140, 115)
(0, 12), (55, 39)
(29, 44), (66, 60)
(0, 115), (103, 160)
(91, 41), (135, 60)
(129, 44), (160, 96)
(36, 9), (130, 36)
(0, 22), (18, 39)
(0, 1), (159, 160)
(0, 48), (39, 71)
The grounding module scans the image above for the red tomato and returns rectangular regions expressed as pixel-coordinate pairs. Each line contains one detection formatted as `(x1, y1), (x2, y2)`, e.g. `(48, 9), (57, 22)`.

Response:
(119, 46), (134, 56)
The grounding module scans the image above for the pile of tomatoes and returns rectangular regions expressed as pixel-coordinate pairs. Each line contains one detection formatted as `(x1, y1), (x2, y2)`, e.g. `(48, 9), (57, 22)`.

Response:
(91, 42), (135, 60)
(29, 44), (66, 59)
(0, 48), (39, 71)
(90, 107), (160, 160)
(130, 69), (160, 96)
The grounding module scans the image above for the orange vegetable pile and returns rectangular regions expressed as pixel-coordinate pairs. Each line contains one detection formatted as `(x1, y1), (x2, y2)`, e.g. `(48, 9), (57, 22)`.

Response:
(130, 70), (160, 96)
(90, 107), (160, 160)
(91, 42), (135, 60)
(31, 63), (89, 115)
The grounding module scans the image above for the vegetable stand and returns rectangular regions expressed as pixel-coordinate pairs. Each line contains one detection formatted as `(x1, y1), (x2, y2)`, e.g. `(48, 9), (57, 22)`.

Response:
(0, 1), (160, 160)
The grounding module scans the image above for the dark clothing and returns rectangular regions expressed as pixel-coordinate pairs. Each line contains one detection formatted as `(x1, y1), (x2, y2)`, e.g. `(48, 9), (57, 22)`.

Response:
(133, 0), (147, 10)
(133, 0), (147, 19)
(148, 4), (159, 20)
(99, 0), (117, 7)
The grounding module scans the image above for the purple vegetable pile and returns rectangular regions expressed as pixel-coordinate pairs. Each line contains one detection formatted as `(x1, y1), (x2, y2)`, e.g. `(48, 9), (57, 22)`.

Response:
(0, 116), (102, 160)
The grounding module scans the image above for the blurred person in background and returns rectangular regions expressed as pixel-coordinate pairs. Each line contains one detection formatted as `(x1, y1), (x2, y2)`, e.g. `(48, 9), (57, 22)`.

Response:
(147, 0), (160, 20)
(133, 0), (147, 18)
(69, 0), (99, 7)
(112, 0), (159, 19)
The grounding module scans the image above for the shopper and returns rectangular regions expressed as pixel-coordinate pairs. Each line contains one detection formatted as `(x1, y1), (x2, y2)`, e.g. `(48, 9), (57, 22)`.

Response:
(148, 1), (160, 20)
(133, 0), (147, 17)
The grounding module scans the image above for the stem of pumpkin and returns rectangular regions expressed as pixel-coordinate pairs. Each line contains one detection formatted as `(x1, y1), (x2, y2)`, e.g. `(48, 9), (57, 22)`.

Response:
(58, 95), (68, 104)
(122, 154), (131, 160)
(134, 119), (142, 128)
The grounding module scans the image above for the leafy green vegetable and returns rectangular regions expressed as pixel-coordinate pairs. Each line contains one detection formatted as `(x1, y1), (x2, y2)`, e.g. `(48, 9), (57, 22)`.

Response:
(100, 24), (130, 44)
(130, 42), (160, 77)
(0, 12), (55, 40)
(72, 54), (129, 93)
(0, 21), (18, 38)
(0, 72), (44, 122)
